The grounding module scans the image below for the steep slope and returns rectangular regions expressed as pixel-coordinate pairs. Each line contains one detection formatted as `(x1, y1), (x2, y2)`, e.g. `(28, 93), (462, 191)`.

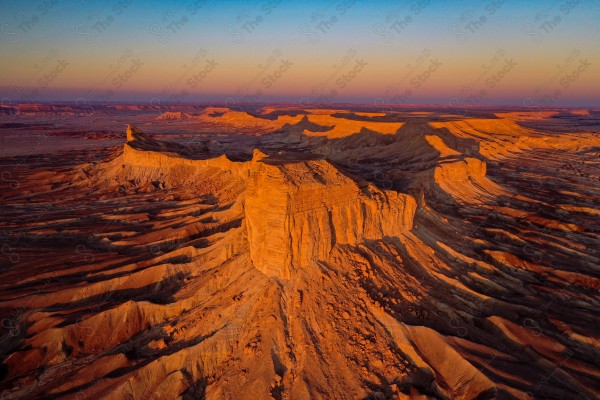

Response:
(245, 157), (416, 279)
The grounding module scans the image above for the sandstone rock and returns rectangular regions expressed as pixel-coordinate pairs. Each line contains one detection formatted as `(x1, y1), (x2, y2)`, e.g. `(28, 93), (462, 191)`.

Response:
(245, 158), (416, 279)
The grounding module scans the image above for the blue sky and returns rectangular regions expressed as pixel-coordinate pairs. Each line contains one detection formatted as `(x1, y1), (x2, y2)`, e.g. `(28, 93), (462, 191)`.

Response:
(1, 0), (599, 106)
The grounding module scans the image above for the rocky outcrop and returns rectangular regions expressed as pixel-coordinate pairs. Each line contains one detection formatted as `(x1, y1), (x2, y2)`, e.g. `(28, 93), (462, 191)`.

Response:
(124, 125), (417, 280)
(156, 111), (192, 120)
(245, 158), (416, 279)
(432, 157), (506, 202)
(302, 113), (405, 138)
(123, 125), (253, 177)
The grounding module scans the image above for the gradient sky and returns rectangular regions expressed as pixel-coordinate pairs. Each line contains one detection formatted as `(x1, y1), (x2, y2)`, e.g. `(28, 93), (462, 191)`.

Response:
(1, 0), (599, 107)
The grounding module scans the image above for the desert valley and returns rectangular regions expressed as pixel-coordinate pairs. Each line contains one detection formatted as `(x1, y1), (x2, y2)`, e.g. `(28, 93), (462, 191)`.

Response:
(0, 104), (599, 399)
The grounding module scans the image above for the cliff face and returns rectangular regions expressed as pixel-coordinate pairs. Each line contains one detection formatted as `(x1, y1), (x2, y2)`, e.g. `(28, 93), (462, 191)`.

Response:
(123, 125), (252, 177)
(156, 111), (192, 120)
(244, 159), (416, 279)
(123, 125), (417, 280)
(432, 157), (506, 202)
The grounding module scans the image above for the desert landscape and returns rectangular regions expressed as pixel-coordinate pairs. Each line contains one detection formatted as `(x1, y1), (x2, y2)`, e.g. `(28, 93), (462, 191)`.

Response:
(0, 104), (599, 399)
(1, 0), (599, 398)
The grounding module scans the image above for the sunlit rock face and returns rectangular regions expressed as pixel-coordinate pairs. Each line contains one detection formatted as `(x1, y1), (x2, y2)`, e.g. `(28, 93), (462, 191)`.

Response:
(245, 158), (416, 279)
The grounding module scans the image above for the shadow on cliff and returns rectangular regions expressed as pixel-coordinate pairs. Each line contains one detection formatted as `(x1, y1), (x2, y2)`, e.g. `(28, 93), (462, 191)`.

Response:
(272, 120), (480, 196)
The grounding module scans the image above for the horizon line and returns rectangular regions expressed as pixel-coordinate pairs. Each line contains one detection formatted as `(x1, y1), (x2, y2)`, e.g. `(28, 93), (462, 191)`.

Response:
(2, 99), (598, 110)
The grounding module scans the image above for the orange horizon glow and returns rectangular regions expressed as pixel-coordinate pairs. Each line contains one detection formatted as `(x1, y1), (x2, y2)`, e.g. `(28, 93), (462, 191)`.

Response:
(1, 1), (599, 107)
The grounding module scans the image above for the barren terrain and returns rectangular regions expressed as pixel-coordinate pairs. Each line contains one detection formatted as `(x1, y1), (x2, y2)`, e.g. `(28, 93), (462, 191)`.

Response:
(1, 105), (599, 399)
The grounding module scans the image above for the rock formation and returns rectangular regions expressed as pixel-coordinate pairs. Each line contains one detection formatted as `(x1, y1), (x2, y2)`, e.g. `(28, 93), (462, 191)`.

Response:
(245, 157), (416, 279)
